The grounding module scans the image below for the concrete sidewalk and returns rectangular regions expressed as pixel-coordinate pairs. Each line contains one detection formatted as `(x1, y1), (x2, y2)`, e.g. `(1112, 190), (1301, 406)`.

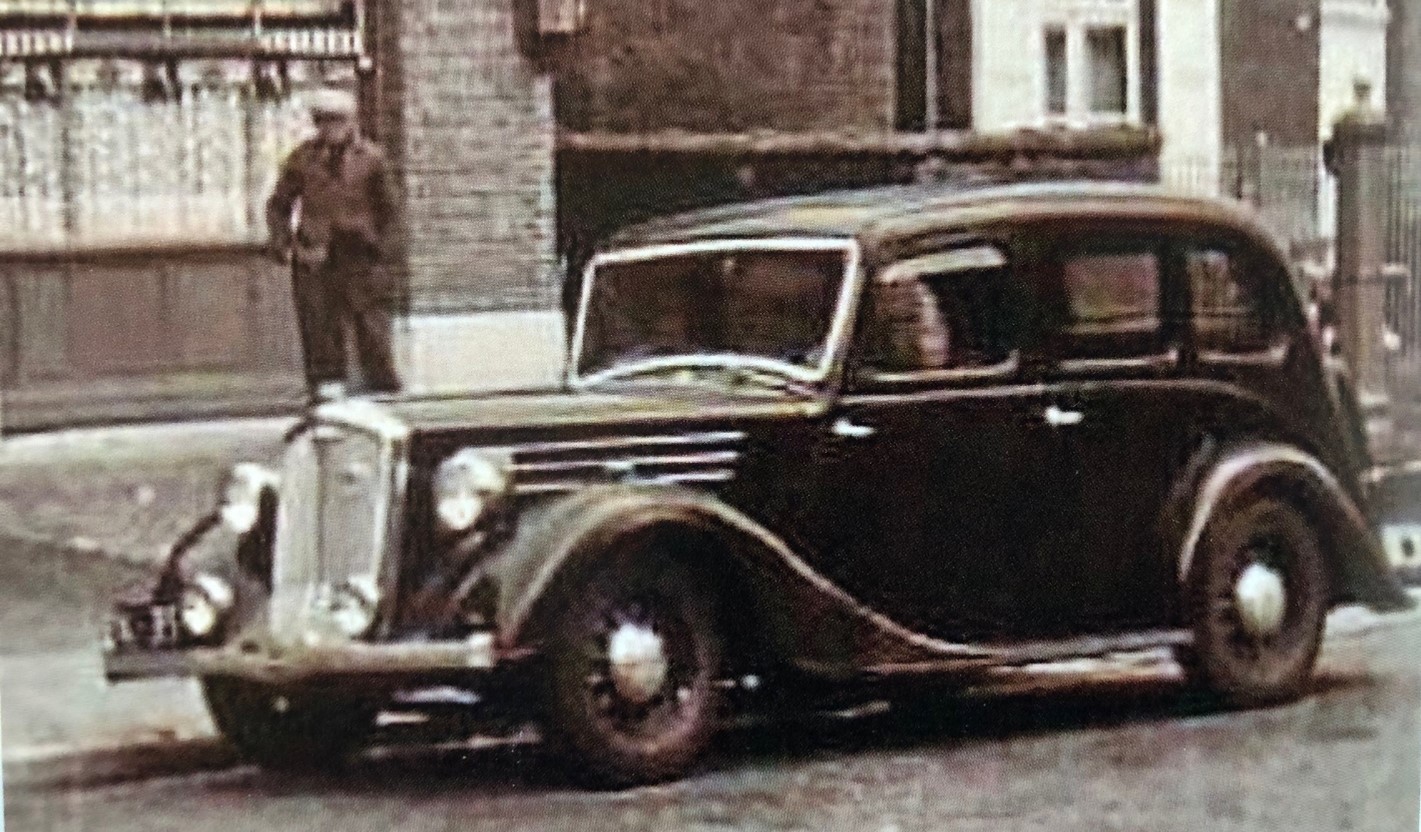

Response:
(0, 417), (291, 786)
(0, 416), (294, 567)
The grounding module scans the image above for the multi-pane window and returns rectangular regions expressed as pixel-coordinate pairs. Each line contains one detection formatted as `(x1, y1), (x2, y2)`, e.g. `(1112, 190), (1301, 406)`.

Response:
(0, 58), (350, 248)
(1038, 20), (1133, 124)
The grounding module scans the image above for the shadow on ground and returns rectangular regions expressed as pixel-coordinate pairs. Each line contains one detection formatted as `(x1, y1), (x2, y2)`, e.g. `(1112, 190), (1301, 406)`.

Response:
(182, 667), (1381, 799)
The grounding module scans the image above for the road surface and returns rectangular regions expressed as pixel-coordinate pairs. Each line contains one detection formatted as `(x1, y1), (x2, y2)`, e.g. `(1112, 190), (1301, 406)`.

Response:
(9, 610), (1421, 832)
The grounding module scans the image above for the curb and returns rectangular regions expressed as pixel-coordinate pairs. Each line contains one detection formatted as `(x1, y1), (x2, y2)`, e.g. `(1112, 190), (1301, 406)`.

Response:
(4, 737), (236, 791)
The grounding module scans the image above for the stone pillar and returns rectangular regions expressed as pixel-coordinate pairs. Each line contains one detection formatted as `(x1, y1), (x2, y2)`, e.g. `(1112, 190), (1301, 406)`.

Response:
(1155, 0), (1222, 196)
(374, 0), (563, 395)
(1330, 110), (1391, 413)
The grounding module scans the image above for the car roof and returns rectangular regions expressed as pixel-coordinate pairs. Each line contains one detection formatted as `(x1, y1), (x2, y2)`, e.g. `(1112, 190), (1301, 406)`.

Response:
(606, 177), (1287, 260)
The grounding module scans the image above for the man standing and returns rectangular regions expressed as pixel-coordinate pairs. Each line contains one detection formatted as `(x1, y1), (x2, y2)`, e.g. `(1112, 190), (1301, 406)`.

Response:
(266, 87), (401, 403)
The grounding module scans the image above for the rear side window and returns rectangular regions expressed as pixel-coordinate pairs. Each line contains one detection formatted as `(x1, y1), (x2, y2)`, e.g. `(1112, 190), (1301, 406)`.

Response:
(1185, 244), (1272, 353)
(1056, 245), (1163, 360)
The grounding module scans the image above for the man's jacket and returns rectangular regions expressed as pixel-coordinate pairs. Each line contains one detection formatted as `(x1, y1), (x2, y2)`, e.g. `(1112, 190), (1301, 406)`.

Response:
(266, 136), (396, 270)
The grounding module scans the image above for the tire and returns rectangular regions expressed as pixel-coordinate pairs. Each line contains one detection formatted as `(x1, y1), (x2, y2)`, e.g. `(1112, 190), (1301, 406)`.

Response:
(538, 548), (726, 788)
(1178, 495), (1329, 707)
(202, 678), (376, 771)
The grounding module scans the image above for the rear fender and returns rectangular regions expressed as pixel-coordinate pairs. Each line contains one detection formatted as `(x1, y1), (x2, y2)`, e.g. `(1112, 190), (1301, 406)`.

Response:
(487, 485), (993, 679)
(1175, 441), (1411, 613)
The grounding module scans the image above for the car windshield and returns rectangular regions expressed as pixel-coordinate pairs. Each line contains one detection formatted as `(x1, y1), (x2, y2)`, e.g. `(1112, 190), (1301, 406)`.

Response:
(573, 243), (852, 386)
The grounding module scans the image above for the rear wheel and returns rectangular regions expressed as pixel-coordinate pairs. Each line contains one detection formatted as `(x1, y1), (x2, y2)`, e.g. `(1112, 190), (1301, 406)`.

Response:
(1178, 495), (1329, 706)
(538, 549), (725, 788)
(202, 678), (376, 771)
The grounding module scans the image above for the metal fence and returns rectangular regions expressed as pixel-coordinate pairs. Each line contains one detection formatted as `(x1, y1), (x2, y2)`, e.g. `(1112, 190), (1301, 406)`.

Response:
(1161, 144), (1328, 257)
(1380, 145), (1421, 396)
(0, 58), (350, 249)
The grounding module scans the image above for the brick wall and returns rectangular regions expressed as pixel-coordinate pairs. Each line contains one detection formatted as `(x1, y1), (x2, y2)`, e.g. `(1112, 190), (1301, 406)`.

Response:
(376, 0), (558, 316)
(1220, 0), (1320, 147)
(557, 0), (899, 132)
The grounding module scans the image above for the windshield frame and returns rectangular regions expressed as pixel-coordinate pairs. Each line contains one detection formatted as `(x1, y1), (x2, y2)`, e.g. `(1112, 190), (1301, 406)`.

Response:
(567, 236), (863, 390)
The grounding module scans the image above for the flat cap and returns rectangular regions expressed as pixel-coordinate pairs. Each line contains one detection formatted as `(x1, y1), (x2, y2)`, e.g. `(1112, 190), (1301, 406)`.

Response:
(307, 87), (357, 117)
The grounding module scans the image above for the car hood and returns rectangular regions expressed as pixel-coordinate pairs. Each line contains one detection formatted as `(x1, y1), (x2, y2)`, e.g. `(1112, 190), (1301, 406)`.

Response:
(358, 385), (821, 440)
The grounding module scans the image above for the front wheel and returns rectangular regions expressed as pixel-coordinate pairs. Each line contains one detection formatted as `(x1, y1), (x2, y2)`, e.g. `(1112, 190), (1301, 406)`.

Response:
(202, 678), (376, 771)
(538, 550), (726, 788)
(1178, 495), (1329, 706)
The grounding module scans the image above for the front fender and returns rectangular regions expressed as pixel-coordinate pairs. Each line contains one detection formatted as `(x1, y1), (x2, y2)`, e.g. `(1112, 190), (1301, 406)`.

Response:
(484, 485), (993, 678)
(1176, 441), (1412, 613)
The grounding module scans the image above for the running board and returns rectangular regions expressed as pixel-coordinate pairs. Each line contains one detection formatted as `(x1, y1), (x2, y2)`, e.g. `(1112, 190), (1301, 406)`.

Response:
(988, 628), (1191, 667)
(862, 629), (1191, 678)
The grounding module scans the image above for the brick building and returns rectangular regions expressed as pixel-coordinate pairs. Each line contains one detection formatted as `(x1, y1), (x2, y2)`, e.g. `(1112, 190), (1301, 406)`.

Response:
(557, 0), (898, 132)
(0, 0), (1156, 428)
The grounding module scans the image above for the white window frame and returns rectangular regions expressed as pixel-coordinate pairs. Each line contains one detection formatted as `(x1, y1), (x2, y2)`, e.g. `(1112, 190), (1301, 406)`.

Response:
(1037, 2), (1141, 128)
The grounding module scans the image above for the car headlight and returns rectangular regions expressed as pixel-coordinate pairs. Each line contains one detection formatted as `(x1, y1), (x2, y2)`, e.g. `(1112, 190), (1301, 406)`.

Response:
(326, 577), (380, 639)
(218, 463), (279, 535)
(434, 450), (511, 533)
(179, 573), (235, 639)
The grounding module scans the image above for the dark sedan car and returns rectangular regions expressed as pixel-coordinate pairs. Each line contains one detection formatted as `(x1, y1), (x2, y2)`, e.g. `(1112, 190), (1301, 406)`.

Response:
(103, 180), (1412, 787)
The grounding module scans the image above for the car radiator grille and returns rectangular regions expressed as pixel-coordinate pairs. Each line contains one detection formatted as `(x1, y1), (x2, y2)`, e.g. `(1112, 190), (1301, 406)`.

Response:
(269, 425), (399, 641)
(497, 430), (748, 495)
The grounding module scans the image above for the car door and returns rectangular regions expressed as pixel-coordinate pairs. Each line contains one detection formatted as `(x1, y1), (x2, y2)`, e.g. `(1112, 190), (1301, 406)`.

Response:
(1031, 225), (1190, 636)
(812, 239), (1067, 642)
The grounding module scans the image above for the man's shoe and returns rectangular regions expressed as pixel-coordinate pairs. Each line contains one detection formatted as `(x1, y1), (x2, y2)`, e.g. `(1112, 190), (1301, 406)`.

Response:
(313, 381), (348, 404)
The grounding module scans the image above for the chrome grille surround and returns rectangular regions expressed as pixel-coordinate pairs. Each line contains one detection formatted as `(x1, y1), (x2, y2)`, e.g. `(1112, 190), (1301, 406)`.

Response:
(269, 400), (410, 645)
(485, 430), (747, 495)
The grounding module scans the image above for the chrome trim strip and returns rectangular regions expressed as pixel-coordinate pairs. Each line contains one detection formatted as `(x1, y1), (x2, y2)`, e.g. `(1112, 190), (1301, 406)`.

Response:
(1197, 342), (1291, 367)
(646, 470), (737, 485)
(864, 350), (1022, 386)
(567, 236), (862, 389)
(493, 430), (747, 456)
(1057, 346), (1180, 375)
(514, 469), (738, 494)
(511, 450), (741, 473)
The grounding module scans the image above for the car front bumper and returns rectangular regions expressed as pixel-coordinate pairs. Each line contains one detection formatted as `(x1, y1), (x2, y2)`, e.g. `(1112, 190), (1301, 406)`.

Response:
(103, 629), (500, 685)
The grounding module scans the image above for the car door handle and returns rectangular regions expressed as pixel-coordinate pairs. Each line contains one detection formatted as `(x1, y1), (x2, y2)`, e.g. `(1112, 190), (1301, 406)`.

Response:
(831, 417), (876, 439)
(1044, 405), (1084, 427)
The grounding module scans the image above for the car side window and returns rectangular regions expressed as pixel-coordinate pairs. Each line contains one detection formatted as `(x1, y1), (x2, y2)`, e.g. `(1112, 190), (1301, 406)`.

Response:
(1185, 243), (1273, 353)
(1054, 243), (1163, 361)
(862, 245), (1019, 377)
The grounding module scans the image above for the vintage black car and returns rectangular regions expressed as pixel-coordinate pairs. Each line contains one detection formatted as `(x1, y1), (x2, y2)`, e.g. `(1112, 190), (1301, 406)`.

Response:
(103, 180), (1413, 787)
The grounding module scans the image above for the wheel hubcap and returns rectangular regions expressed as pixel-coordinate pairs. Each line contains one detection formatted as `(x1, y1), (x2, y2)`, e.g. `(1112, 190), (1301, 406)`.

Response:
(606, 620), (670, 705)
(1234, 560), (1287, 639)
